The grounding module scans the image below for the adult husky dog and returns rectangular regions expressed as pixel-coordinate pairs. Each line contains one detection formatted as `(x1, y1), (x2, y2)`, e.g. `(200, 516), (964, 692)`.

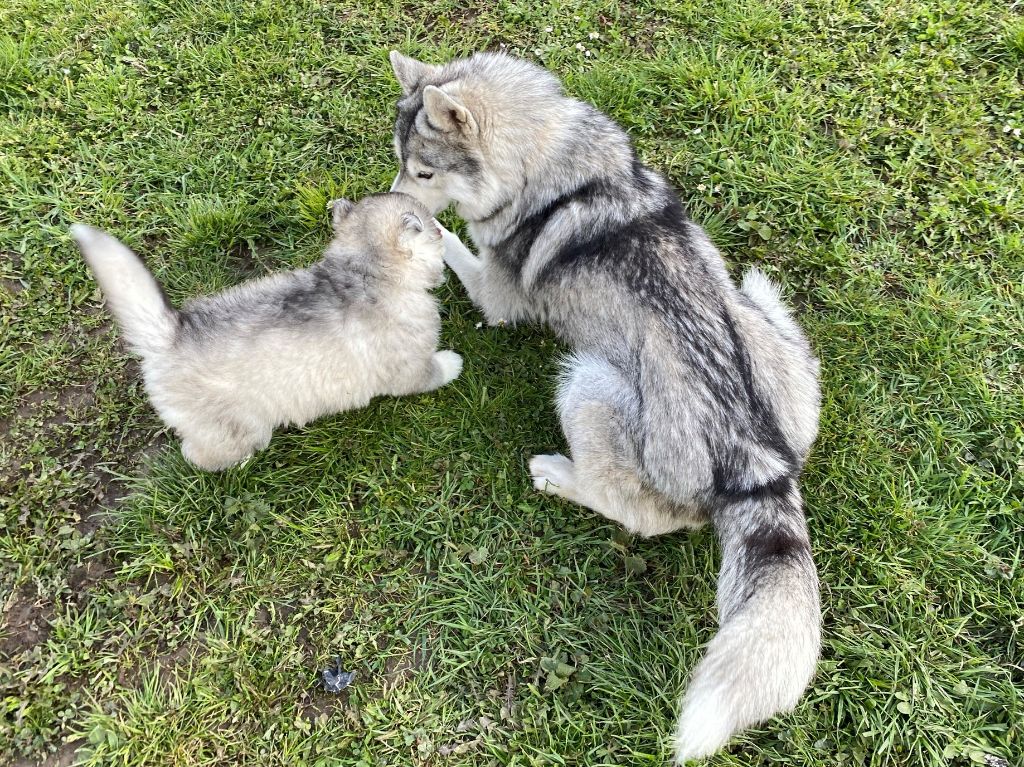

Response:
(389, 50), (822, 761)
(72, 194), (462, 471)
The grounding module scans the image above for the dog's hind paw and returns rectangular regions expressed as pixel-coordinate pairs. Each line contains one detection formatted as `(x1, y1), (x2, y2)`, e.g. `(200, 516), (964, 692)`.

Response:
(529, 453), (576, 495)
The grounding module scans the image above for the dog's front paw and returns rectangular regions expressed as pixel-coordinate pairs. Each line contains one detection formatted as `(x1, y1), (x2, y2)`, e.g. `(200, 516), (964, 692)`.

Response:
(437, 224), (481, 270)
(433, 219), (455, 240)
(434, 350), (463, 385)
(438, 225), (462, 253)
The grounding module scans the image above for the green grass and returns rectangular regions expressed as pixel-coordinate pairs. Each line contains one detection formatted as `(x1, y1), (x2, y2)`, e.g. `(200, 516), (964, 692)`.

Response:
(1, 0), (1022, 765)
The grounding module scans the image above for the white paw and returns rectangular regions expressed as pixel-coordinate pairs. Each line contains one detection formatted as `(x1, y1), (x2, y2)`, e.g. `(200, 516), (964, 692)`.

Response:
(434, 219), (455, 243)
(434, 350), (463, 384)
(529, 453), (575, 494)
(438, 225), (480, 269)
(181, 441), (249, 473)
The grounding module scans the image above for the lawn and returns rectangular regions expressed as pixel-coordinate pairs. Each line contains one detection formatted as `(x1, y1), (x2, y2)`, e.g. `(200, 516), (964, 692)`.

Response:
(1, 0), (1022, 765)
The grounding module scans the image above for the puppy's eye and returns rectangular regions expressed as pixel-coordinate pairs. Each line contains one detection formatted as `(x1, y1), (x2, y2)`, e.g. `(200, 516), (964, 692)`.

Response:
(417, 171), (434, 180)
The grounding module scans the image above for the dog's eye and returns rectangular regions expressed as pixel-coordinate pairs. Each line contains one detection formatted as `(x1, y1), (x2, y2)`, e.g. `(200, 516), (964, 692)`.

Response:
(417, 171), (434, 180)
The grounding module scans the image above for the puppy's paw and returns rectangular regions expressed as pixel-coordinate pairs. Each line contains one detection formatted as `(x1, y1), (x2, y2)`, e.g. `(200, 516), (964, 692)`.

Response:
(433, 350), (463, 385)
(181, 440), (250, 473)
(529, 453), (575, 494)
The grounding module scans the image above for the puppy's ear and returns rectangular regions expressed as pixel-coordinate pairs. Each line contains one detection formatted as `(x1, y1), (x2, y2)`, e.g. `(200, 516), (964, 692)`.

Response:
(401, 211), (424, 233)
(423, 85), (478, 135)
(390, 51), (437, 96)
(398, 210), (438, 257)
(330, 198), (355, 233)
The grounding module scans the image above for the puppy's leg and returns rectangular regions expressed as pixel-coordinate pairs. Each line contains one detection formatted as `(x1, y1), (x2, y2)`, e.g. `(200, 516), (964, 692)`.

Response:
(179, 420), (270, 472)
(424, 350), (463, 389)
(438, 224), (531, 327)
(390, 350), (463, 396)
(530, 355), (706, 537)
(181, 433), (250, 472)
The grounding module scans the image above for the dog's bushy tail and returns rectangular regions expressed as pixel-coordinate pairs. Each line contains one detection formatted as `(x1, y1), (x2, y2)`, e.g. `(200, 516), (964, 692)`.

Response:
(71, 224), (179, 354)
(674, 476), (820, 762)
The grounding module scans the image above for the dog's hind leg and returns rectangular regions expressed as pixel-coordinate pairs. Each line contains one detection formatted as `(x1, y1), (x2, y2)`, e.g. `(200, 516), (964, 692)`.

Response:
(530, 354), (706, 537)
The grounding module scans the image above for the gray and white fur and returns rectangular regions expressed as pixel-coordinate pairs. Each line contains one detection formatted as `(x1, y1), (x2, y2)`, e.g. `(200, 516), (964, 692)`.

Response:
(388, 51), (821, 762)
(71, 194), (462, 471)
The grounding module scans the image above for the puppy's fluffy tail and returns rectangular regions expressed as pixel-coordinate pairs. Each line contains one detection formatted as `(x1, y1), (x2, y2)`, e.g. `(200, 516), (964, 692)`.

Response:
(71, 224), (179, 354)
(674, 476), (820, 763)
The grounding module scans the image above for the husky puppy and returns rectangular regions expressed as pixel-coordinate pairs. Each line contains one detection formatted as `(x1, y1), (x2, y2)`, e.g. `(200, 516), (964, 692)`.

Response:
(71, 194), (462, 471)
(388, 51), (822, 761)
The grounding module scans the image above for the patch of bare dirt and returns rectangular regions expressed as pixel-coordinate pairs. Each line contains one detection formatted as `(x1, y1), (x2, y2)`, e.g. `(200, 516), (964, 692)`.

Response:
(401, 2), (480, 37)
(1, 250), (26, 297)
(1, 275), (26, 296)
(155, 638), (204, 688)
(10, 738), (85, 767)
(66, 559), (111, 607)
(74, 426), (168, 536)
(298, 687), (347, 724)
(2, 379), (170, 661)
(0, 584), (54, 660)
(382, 643), (430, 693)
(1, 383), (98, 481)
(879, 272), (910, 300)
(114, 631), (209, 691)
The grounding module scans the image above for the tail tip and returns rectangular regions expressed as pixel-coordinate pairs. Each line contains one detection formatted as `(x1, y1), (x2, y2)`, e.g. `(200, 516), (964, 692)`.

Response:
(672, 696), (736, 764)
(69, 223), (102, 247)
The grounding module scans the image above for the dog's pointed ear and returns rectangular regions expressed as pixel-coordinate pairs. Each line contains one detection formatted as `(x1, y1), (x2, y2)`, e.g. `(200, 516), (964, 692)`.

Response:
(422, 85), (478, 135)
(330, 198), (355, 232)
(390, 51), (436, 96)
